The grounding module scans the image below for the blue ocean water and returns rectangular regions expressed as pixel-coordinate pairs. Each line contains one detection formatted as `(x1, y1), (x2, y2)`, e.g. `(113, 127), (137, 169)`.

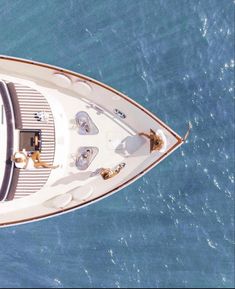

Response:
(0, 0), (234, 287)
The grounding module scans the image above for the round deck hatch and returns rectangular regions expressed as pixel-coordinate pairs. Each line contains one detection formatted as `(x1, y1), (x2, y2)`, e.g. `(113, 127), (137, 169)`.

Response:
(52, 73), (72, 88)
(73, 81), (92, 95)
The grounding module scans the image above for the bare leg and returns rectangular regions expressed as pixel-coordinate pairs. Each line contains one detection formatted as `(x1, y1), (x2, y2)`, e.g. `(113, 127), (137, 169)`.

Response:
(34, 162), (59, 169)
(32, 151), (59, 169)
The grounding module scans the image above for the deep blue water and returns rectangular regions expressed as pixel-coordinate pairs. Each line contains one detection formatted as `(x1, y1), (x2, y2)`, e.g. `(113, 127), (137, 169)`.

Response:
(0, 0), (234, 288)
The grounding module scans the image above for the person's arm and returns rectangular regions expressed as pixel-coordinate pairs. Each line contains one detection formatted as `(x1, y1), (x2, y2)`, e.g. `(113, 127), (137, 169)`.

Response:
(23, 157), (30, 169)
(139, 132), (151, 140)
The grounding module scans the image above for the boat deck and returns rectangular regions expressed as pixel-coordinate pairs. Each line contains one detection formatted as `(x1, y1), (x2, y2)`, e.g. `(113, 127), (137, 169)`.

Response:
(0, 76), (137, 204)
(0, 56), (183, 227)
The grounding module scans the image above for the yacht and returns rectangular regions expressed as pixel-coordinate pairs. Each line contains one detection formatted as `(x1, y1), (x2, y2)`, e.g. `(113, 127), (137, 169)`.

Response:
(0, 55), (189, 228)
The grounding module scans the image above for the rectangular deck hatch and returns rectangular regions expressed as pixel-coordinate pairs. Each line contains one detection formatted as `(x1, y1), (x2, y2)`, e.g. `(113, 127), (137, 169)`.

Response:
(19, 130), (42, 152)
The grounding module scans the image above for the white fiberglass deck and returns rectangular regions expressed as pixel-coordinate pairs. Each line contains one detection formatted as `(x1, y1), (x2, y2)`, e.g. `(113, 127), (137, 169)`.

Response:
(0, 56), (183, 227)
(0, 74), (140, 210)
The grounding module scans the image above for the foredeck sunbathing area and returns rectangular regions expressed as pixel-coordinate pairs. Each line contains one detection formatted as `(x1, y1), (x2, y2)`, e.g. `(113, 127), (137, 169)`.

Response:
(0, 80), (55, 202)
(0, 75), (138, 206)
(0, 74), (170, 208)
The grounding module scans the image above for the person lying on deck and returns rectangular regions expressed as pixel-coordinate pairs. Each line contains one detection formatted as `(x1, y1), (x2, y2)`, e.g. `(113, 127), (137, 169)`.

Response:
(100, 163), (126, 180)
(11, 151), (59, 169)
(139, 129), (164, 153)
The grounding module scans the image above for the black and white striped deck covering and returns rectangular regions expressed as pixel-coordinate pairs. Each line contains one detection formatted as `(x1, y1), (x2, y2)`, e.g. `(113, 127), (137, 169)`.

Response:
(13, 83), (55, 199)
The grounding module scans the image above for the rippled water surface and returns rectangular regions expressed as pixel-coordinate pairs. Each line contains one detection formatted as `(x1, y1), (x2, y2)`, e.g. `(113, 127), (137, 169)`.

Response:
(0, 0), (234, 288)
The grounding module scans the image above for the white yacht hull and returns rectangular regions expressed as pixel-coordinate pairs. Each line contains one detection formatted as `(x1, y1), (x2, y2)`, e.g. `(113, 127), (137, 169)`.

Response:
(0, 55), (183, 228)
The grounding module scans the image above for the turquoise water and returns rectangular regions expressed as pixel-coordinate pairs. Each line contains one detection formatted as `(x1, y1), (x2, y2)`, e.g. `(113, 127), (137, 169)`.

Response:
(0, 0), (234, 288)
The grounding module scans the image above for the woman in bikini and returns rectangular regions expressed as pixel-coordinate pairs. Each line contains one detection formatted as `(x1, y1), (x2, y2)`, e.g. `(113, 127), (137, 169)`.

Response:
(11, 151), (59, 169)
(100, 163), (126, 180)
(139, 129), (164, 152)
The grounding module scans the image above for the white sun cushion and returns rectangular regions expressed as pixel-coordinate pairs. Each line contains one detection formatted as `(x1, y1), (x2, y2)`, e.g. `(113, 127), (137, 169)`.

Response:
(14, 152), (27, 169)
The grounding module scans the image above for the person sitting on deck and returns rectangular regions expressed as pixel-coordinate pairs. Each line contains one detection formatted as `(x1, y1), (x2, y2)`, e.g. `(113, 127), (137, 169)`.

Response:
(139, 129), (165, 153)
(11, 151), (59, 170)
